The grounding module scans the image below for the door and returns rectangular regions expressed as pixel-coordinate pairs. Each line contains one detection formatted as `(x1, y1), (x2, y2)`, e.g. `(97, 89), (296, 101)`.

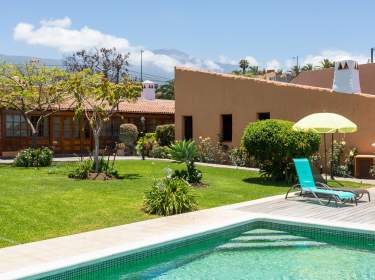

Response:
(183, 116), (193, 140)
(52, 115), (91, 154)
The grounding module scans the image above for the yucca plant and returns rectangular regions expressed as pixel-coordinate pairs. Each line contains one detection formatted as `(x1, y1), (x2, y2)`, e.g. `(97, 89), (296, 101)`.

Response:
(169, 140), (202, 183)
(144, 178), (197, 216)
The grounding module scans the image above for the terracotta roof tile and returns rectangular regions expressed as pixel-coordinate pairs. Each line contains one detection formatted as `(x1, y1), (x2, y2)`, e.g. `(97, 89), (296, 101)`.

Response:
(59, 98), (174, 114)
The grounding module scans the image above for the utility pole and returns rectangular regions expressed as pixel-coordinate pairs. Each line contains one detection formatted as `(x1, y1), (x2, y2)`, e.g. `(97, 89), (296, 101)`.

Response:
(292, 56), (299, 69)
(140, 49), (144, 82)
(371, 48), (374, 63)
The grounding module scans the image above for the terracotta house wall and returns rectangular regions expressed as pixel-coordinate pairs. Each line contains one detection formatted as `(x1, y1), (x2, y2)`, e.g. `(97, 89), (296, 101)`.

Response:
(175, 67), (375, 154)
(0, 110), (174, 156)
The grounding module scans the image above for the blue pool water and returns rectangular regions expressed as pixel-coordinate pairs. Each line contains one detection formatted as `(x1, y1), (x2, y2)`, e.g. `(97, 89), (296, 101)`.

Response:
(38, 222), (375, 280)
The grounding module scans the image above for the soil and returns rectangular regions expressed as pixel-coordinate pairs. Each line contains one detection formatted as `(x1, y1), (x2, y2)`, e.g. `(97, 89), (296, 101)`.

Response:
(190, 182), (209, 188)
(88, 172), (113, 180)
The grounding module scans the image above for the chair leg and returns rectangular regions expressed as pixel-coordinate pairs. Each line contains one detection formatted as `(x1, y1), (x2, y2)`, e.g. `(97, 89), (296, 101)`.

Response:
(285, 184), (300, 200)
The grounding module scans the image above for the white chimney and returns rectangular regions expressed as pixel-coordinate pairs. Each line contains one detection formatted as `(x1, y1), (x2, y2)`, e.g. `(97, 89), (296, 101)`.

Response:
(141, 80), (156, 100)
(332, 60), (361, 94)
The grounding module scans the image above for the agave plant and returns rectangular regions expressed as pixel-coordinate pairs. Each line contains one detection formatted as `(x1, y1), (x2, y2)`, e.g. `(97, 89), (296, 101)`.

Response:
(169, 140), (202, 183)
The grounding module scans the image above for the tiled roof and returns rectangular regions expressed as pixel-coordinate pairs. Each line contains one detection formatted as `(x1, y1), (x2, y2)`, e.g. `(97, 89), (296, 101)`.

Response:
(290, 63), (375, 95)
(59, 98), (174, 114)
(117, 98), (174, 114)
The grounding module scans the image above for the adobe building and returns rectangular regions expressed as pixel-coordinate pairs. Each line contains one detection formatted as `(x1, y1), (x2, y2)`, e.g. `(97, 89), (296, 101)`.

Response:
(0, 80), (174, 156)
(174, 61), (375, 177)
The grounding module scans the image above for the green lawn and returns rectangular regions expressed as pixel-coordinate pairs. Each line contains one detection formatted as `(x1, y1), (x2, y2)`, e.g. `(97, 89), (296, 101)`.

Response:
(0, 160), (363, 248)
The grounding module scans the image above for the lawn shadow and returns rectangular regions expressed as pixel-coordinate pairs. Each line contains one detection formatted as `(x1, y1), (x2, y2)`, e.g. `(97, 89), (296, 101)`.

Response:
(121, 173), (142, 180)
(242, 177), (289, 187)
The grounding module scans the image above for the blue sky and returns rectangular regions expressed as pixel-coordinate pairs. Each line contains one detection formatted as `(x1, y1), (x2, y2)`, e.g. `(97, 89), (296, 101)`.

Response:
(1, 1), (374, 76)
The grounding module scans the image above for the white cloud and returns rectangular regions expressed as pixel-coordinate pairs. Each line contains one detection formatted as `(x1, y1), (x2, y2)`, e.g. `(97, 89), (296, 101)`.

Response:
(303, 50), (369, 66)
(244, 56), (258, 66)
(265, 59), (281, 70)
(13, 17), (222, 74)
(218, 55), (237, 65)
(39, 17), (72, 28)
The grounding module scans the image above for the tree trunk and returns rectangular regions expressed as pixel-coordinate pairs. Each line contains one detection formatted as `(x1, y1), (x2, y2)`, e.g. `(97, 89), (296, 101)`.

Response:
(93, 131), (100, 173)
(31, 132), (38, 148)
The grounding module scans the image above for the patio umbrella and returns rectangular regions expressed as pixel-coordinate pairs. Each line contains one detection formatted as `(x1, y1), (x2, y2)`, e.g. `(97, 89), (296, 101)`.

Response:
(292, 113), (357, 180)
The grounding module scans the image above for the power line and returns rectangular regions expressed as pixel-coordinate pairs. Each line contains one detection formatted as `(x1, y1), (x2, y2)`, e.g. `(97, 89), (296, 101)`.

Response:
(4, 62), (172, 83)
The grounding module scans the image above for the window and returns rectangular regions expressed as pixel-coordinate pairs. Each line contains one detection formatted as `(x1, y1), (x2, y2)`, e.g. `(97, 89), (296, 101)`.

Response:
(221, 114), (232, 142)
(257, 112), (270, 120)
(102, 118), (121, 137)
(64, 117), (72, 138)
(53, 116), (61, 140)
(183, 116), (193, 140)
(5, 113), (28, 137)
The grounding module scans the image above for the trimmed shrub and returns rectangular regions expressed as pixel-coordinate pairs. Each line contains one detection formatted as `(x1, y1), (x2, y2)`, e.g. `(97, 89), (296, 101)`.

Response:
(149, 144), (170, 159)
(155, 124), (175, 146)
(242, 119), (320, 181)
(136, 133), (157, 157)
(144, 178), (197, 216)
(14, 147), (53, 167)
(119, 123), (138, 150)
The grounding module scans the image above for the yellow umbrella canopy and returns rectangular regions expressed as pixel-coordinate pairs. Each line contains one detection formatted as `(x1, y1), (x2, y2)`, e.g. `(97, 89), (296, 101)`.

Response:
(292, 113), (357, 133)
(293, 112), (357, 180)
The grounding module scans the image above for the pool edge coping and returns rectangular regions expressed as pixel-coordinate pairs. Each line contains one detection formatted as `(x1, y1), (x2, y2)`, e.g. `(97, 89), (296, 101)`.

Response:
(2, 192), (375, 280)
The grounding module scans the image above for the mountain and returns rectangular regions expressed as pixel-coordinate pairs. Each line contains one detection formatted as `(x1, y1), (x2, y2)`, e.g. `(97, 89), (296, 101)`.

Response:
(0, 50), (239, 82)
(0, 54), (62, 66)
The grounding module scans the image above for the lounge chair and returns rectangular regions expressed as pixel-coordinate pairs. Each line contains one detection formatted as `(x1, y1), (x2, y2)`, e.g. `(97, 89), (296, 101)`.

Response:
(285, 158), (357, 206)
(311, 164), (370, 202)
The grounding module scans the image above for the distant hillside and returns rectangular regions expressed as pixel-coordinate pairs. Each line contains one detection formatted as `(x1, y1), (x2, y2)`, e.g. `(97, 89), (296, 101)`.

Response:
(0, 50), (238, 82)
(0, 54), (62, 66)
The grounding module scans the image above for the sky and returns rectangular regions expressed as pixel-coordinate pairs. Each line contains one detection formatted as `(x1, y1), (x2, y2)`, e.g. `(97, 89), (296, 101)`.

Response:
(1, 1), (375, 78)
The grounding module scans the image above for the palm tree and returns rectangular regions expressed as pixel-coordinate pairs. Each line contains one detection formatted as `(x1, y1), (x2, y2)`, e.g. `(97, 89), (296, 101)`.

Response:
(320, 59), (335, 69)
(248, 66), (260, 75)
(302, 64), (313, 71)
(239, 59), (249, 74)
(156, 80), (174, 100)
(288, 65), (301, 77)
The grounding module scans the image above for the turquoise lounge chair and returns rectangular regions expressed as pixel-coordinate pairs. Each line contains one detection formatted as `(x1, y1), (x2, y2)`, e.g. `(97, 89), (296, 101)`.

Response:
(285, 158), (357, 206)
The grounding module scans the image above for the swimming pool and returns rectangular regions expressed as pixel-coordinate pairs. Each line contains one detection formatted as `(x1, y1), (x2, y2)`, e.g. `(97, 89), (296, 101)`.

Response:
(30, 220), (375, 280)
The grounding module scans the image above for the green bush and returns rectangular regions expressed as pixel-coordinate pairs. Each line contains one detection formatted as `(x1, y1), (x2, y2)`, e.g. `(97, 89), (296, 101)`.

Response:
(242, 119), (320, 181)
(68, 158), (119, 179)
(14, 147), (53, 167)
(171, 168), (202, 184)
(149, 144), (170, 159)
(119, 123), (138, 150)
(155, 124), (175, 146)
(68, 160), (92, 179)
(229, 147), (252, 167)
(169, 140), (202, 184)
(136, 133), (157, 157)
(144, 178), (197, 216)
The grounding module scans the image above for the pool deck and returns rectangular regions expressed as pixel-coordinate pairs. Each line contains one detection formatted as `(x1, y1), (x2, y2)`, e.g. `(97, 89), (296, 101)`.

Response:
(1, 188), (375, 279)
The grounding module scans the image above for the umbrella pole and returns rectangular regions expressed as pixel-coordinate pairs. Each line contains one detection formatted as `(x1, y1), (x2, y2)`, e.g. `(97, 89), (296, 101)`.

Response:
(331, 133), (334, 180)
(324, 134), (327, 182)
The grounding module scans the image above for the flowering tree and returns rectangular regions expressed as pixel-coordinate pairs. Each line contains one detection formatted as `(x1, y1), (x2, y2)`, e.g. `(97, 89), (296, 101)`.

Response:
(67, 70), (141, 172)
(0, 62), (68, 147)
